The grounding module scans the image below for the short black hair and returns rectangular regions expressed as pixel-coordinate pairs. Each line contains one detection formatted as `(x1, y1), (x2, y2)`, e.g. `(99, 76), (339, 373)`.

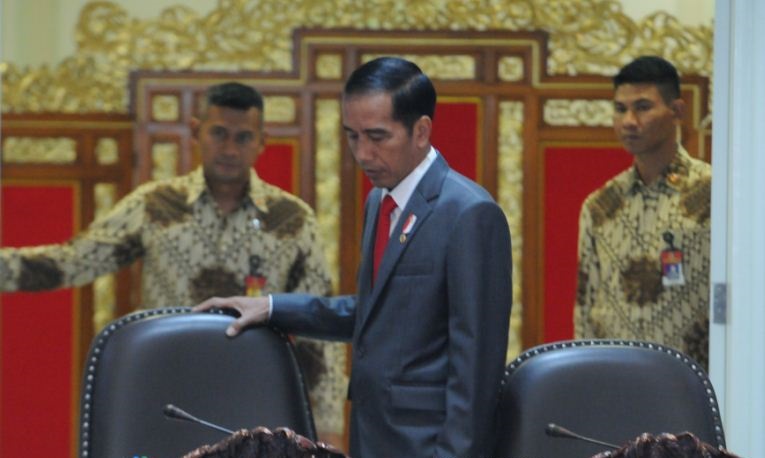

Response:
(592, 432), (740, 458)
(613, 56), (681, 103)
(200, 82), (264, 117)
(343, 57), (436, 133)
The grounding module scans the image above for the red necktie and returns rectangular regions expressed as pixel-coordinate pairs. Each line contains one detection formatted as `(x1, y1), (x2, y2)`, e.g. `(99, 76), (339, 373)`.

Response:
(373, 195), (397, 282)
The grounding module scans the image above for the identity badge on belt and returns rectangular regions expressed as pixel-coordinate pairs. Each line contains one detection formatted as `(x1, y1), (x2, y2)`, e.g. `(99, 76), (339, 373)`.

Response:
(661, 231), (685, 287)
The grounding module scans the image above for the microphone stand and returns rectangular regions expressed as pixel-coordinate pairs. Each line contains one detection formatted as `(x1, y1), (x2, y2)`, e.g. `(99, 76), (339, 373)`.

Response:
(545, 423), (620, 450)
(163, 404), (235, 435)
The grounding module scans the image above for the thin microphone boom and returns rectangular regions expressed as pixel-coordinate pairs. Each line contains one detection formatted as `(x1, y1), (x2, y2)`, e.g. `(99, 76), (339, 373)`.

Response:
(163, 404), (235, 435)
(545, 423), (620, 450)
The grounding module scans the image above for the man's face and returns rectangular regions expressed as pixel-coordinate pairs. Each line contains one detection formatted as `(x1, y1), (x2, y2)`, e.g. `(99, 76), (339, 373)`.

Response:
(193, 105), (265, 185)
(342, 92), (430, 190)
(613, 83), (683, 157)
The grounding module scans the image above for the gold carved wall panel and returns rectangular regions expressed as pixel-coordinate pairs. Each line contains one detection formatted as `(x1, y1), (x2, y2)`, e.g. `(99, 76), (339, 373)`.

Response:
(0, 5), (714, 454)
(151, 142), (179, 179)
(362, 54), (477, 80)
(1, 0), (712, 114)
(544, 99), (614, 127)
(497, 100), (525, 359)
(1, 0), (712, 413)
(152, 95), (181, 122)
(316, 54), (344, 80)
(95, 138), (119, 165)
(498, 56), (525, 82)
(263, 96), (297, 124)
(93, 183), (119, 331)
(2, 137), (77, 164)
(315, 99), (343, 292)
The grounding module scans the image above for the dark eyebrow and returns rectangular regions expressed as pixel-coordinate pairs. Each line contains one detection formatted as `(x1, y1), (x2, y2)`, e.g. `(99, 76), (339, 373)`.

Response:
(612, 97), (654, 107)
(342, 126), (391, 137)
(363, 128), (390, 136)
(621, 97), (654, 106)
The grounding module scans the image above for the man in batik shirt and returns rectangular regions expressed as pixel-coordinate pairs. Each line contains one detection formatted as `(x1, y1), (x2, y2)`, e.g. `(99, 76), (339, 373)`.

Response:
(575, 56), (711, 368)
(0, 82), (347, 443)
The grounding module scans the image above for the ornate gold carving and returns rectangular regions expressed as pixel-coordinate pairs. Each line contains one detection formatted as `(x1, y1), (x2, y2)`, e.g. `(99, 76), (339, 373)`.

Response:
(93, 183), (118, 331)
(1, 0), (712, 113)
(363, 54), (476, 80)
(152, 95), (180, 122)
(544, 99), (614, 127)
(498, 56), (524, 82)
(263, 96), (296, 123)
(315, 99), (341, 292)
(316, 53), (343, 80)
(93, 275), (116, 332)
(498, 101), (524, 360)
(95, 138), (119, 164)
(2, 137), (77, 163)
(151, 142), (178, 180)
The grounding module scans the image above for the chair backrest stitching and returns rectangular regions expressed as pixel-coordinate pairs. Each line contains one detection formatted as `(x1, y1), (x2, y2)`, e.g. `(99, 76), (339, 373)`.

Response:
(500, 339), (725, 449)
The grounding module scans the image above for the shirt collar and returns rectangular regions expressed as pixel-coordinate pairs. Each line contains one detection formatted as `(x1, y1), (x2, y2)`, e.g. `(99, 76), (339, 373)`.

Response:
(186, 166), (269, 214)
(626, 145), (693, 195)
(381, 146), (438, 209)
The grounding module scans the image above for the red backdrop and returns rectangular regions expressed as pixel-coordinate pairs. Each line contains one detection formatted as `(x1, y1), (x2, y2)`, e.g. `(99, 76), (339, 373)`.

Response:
(542, 146), (633, 341)
(1, 184), (78, 458)
(256, 142), (295, 192)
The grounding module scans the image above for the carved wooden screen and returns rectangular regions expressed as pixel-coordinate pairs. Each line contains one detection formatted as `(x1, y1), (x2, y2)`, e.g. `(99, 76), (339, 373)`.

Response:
(0, 28), (710, 457)
(132, 29), (710, 349)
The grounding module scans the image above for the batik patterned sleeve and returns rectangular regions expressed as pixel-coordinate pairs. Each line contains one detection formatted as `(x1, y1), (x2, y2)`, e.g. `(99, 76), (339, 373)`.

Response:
(0, 188), (146, 292)
(287, 209), (348, 436)
(574, 198), (598, 338)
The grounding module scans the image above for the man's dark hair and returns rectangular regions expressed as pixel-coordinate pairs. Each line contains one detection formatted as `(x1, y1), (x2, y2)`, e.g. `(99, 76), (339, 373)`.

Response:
(200, 82), (264, 117)
(613, 56), (681, 104)
(343, 57), (436, 133)
(591, 432), (740, 458)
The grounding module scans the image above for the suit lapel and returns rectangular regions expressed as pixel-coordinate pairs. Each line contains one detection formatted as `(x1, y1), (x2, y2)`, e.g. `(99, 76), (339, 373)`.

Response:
(357, 154), (449, 336)
(358, 188), (382, 298)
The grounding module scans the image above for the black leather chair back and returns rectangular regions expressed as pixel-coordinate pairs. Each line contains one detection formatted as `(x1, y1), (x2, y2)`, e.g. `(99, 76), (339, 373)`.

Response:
(79, 308), (315, 458)
(494, 340), (725, 458)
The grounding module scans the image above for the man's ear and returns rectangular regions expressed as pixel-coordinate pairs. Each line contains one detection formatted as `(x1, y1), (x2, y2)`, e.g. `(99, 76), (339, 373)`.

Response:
(259, 129), (268, 147)
(253, 130), (268, 160)
(413, 115), (432, 148)
(671, 98), (686, 121)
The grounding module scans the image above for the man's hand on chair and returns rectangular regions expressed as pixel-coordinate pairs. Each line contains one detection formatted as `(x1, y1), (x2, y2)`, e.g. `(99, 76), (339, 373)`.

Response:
(193, 296), (270, 337)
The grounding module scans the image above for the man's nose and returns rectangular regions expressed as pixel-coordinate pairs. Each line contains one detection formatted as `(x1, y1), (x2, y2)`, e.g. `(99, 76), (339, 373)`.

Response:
(353, 137), (374, 163)
(621, 109), (638, 127)
(220, 137), (240, 155)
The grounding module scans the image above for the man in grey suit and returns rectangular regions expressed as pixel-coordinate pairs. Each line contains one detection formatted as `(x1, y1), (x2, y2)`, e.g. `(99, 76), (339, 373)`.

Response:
(196, 57), (512, 458)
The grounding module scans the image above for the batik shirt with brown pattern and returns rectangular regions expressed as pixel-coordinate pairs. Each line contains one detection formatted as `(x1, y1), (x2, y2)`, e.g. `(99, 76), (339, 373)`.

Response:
(0, 167), (347, 434)
(574, 146), (711, 368)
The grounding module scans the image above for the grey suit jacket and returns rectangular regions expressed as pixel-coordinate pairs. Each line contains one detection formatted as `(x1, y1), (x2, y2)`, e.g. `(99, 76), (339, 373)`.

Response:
(272, 153), (512, 458)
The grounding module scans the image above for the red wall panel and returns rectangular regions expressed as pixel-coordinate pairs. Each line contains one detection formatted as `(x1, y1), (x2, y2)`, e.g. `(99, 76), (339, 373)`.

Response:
(542, 146), (633, 342)
(256, 142), (296, 193)
(1, 184), (78, 458)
